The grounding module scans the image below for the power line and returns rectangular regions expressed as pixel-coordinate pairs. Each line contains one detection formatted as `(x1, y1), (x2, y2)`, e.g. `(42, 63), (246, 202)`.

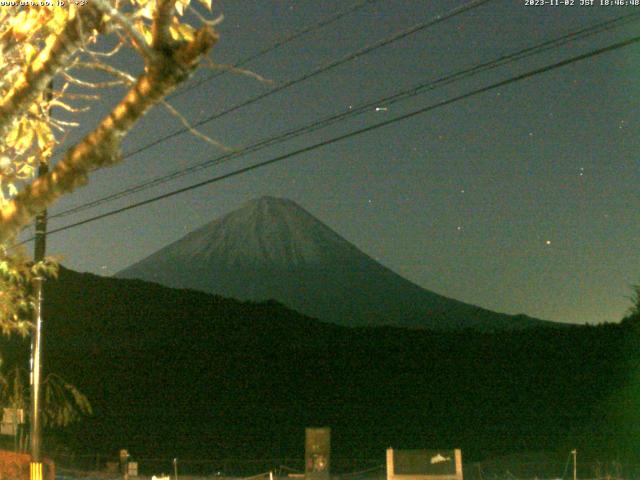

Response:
(167, 0), (380, 100)
(24, 33), (640, 241)
(49, 12), (640, 220)
(48, 0), (380, 165)
(42, 0), (495, 218)
(117, 0), (495, 160)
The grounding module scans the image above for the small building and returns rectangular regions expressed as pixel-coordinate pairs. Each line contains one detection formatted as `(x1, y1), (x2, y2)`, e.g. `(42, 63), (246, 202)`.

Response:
(387, 449), (463, 480)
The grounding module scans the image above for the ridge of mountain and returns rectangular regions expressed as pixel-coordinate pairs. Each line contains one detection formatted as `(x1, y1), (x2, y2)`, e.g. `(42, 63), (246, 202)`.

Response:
(6, 266), (631, 465)
(116, 196), (557, 331)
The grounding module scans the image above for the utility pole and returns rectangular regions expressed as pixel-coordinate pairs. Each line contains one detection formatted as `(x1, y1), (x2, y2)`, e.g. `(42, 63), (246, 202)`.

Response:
(29, 161), (47, 478)
(30, 81), (52, 480)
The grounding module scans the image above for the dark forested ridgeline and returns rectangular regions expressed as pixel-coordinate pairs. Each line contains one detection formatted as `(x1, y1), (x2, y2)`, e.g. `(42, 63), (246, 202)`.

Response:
(1, 267), (638, 465)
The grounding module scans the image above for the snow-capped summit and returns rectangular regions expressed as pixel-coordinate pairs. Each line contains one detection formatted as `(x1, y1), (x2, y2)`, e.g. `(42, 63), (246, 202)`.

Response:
(163, 196), (358, 268)
(116, 196), (551, 330)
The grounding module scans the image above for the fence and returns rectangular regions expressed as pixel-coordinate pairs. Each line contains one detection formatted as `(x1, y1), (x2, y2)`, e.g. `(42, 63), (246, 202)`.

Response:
(46, 452), (640, 480)
(49, 453), (384, 479)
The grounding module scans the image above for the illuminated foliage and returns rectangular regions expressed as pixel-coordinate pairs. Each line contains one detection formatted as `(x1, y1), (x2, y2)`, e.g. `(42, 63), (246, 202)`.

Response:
(0, 246), (57, 336)
(0, 0), (219, 332)
(0, 365), (91, 429)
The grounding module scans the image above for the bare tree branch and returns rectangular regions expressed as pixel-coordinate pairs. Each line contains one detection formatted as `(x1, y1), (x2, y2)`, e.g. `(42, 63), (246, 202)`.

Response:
(61, 71), (127, 89)
(161, 100), (231, 151)
(188, 7), (224, 28)
(204, 58), (273, 85)
(83, 38), (126, 58)
(72, 60), (136, 85)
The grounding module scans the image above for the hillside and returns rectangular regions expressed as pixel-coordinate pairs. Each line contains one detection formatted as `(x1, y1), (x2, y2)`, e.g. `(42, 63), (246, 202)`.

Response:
(0, 267), (633, 467)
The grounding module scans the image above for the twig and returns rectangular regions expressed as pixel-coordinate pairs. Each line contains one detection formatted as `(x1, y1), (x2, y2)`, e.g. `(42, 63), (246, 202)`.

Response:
(55, 92), (100, 101)
(49, 100), (90, 114)
(161, 100), (232, 152)
(188, 6), (224, 28)
(72, 60), (136, 84)
(61, 71), (127, 89)
(204, 57), (273, 85)
(82, 37), (126, 57)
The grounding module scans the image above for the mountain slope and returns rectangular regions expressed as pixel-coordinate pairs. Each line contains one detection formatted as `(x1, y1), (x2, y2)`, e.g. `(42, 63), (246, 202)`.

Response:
(117, 196), (554, 330)
(4, 267), (630, 466)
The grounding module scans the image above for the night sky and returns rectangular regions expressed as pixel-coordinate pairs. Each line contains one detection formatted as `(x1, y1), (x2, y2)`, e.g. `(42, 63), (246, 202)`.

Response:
(24, 0), (640, 325)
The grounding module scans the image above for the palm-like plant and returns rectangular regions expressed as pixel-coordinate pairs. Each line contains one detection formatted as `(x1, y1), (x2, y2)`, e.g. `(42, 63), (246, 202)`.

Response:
(0, 365), (91, 445)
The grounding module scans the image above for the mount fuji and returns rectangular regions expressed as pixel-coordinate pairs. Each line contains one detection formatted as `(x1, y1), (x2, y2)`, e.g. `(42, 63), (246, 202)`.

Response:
(116, 196), (554, 330)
